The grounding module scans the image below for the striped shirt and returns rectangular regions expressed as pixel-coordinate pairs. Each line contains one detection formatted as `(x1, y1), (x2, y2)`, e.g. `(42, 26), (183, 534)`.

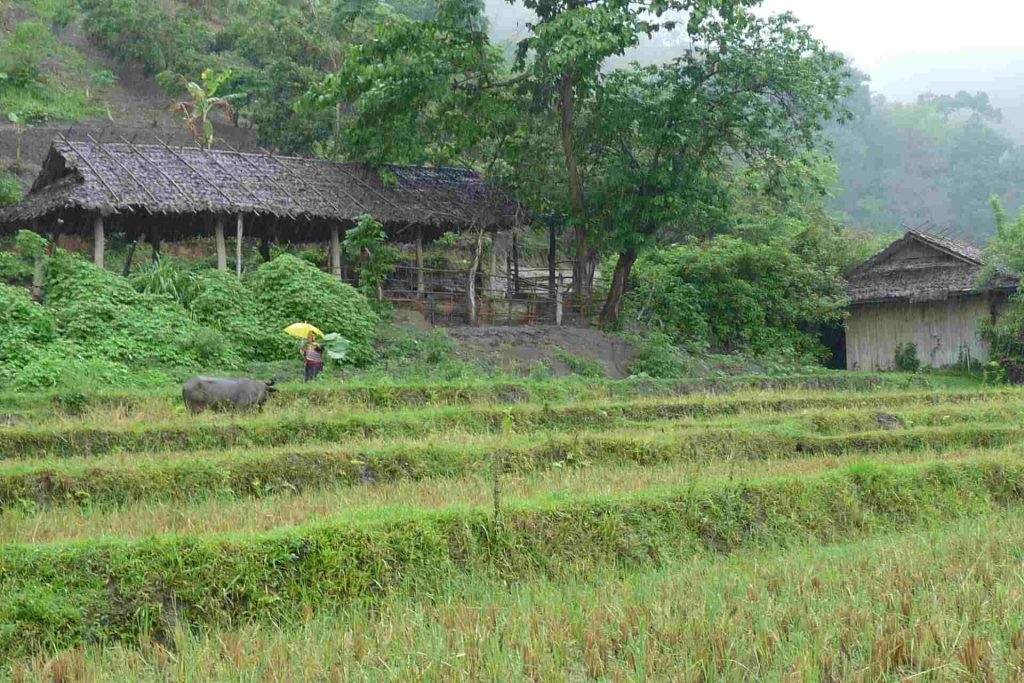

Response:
(304, 344), (323, 364)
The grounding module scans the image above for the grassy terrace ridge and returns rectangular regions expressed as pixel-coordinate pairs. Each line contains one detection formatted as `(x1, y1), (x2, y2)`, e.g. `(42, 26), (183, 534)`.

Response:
(1, 458), (1023, 658)
(3, 415), (1024, 510)
(1, 449), (1018, 543)
(17, 511), (1022, 681)
(0, 387), (1010, 458)
(0, 372), (937, 416)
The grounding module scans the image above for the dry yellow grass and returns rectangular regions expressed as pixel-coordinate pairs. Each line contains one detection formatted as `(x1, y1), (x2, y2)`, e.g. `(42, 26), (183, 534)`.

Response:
(1, 447), (1017, 543)
(10, 510), (1024, 682)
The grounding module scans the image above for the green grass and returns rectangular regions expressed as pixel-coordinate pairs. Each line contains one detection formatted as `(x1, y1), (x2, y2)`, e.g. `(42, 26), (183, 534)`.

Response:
(0, 374), (1020, 674)
(1, 458), (1023, 658)
(0, 371), (938, 419)
(0, 386), (1010, 458)
(12, 510), (1022, 682)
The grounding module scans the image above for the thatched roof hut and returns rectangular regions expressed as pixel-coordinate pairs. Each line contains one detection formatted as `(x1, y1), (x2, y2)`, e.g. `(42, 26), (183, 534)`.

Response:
(847, 230), (1016, 304)
(846, 230), (1018, 370)
(0, 140), (521, 243)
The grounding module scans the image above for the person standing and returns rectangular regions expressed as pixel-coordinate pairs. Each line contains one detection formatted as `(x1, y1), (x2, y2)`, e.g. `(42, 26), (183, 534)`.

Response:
(301, 331), (324, 382)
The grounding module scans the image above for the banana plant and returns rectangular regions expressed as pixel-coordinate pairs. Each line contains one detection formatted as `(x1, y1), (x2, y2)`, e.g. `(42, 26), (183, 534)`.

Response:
(169, 69), (243, 149)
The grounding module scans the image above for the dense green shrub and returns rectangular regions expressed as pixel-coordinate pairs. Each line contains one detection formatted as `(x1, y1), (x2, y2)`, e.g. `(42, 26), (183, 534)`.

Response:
(628, 333), (691, 378)
(0, 172), (21, 207)
(189, 270), (281, 360)
(624, 238), (847, 358)
(0, 283), (53, 368)
(894, 342), (921, 373)
(246, 254), (378, 365)
(45, 251), (241, 369)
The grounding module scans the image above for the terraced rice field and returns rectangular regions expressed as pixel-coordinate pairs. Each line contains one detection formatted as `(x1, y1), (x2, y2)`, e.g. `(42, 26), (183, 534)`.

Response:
(3, 374), (1024, 681)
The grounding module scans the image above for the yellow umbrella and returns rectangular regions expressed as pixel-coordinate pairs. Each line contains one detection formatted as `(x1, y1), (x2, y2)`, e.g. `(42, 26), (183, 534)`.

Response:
(284, 322), (324, 339)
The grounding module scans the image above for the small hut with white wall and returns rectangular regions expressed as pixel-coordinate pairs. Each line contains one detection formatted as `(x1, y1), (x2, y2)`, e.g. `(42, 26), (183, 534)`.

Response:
(846, 230), (1018, 370)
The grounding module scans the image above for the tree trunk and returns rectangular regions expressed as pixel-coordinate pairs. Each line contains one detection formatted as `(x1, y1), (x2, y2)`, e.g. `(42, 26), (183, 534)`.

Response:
(215, 217), (227, 270)
(511, 232), (520, 295)
(599, 248), (638, 328)
(466, 228), (485, 325)
(558, 69), (590, 305)
(122, 240), (137, 277)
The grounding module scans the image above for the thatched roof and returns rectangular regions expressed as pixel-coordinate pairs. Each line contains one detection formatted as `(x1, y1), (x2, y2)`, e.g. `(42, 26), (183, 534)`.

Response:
(0, 140), (521, 241)
(848, 230), (1017, 305)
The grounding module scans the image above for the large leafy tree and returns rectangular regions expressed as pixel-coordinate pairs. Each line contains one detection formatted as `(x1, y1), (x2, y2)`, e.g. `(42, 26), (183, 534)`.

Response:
(301, 0), (847, 325)
(584, 12), (850, 324)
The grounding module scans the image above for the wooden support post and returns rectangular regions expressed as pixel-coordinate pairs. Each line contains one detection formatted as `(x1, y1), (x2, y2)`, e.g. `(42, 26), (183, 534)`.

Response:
(548, 223), (557, 298)
(512, 232), (520, 295)
(556, 274), (564, 326)
(330, 224), (342, 278)
(415, 226), (425, 298)
(236, 213), (244, 277)
(93, 214), (105, 268)
(215, 216), (227, 270)
(489, 233), (498, 295)
(31, 255), (43, 300)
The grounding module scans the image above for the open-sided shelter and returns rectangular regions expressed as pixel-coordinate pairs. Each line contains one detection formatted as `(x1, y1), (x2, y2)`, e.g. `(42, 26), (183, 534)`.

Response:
(846, 230), (1018, 370)
(0, 139), (521, 276)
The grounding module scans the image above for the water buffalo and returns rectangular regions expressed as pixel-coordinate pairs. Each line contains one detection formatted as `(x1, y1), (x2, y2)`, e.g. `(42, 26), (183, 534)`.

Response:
(182, 376), (277, 414)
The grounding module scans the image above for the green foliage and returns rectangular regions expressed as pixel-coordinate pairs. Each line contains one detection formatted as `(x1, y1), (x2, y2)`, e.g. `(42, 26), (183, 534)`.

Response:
(129, 258), (200, 309)
(342, 215), (400, 301)
(983, 360), (1010, 386)
(0, 252), (31, 283)
(625, 238), (847, 358)
(0, 172), (22, 206)
(188, 270), (278, 361)
(167, 68), (243, 148)
(0, 17), (104, 122)
(45, 251), (241, 370)
(978, 201), (1024, 363)
(14, 229), (46, 258)
(0, 283), (53, 368)
(629, 333), (691, 379)
(556, 352), (605, 379)
(894, 343), (921, 373)
(301, 0), (509, 165)
(76, 0), (440, 153)
(246, 254), (378, 366)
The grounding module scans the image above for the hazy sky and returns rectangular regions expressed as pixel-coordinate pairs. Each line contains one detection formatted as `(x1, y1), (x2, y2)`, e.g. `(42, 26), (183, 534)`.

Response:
(758, 0), (1024, 100)
(486, 0), (1024, 103)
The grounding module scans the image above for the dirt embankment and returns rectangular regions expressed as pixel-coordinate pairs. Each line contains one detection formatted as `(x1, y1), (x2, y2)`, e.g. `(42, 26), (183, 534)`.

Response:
(447, 325), (637, 378)
(0, 20), (258, 187)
